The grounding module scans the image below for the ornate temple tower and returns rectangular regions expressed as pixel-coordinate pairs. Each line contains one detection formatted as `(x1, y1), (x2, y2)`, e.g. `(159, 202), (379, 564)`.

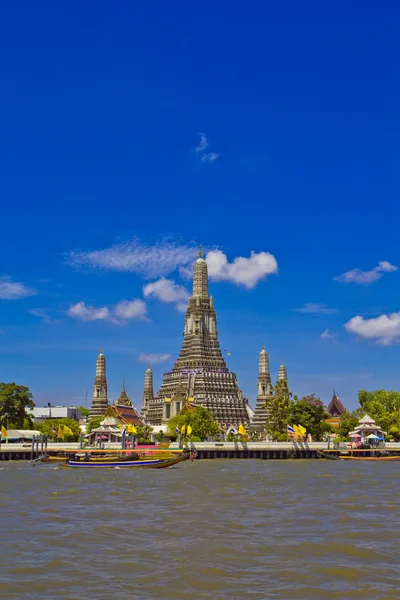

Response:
(252, 345), (273, 430)
(276, 361), (289, 394)
(89, 348), (109, 418)
(141, 366), (154, 420)
(278, 361), (288, 382)
(116, 380), (132, 407)
(145, 247), (250, 427)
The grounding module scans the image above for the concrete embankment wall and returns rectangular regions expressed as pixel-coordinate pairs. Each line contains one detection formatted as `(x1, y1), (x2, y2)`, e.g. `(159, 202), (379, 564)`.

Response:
(3, 441), (400, 461)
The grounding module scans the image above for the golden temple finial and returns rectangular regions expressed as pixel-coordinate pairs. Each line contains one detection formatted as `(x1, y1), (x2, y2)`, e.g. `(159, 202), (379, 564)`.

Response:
(198, 245), (203, 258)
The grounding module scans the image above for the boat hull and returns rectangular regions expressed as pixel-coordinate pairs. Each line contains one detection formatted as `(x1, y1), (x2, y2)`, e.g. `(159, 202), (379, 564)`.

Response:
(60, 453), (189, 469)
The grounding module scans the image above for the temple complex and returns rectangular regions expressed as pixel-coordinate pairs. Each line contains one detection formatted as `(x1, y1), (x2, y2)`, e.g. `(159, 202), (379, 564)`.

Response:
(145, 248), (251, 428)
(252, 345), (273, 430)
(89, 349), (109, 418)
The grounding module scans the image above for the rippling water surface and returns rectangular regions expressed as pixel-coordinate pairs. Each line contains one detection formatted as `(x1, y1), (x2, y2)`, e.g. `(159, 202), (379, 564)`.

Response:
(1, 459), (399, 599)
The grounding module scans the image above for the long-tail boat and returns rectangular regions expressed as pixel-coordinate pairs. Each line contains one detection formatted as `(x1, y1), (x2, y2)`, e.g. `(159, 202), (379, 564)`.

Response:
(59, 451), (190, 469)
(318, 449), (400, 461)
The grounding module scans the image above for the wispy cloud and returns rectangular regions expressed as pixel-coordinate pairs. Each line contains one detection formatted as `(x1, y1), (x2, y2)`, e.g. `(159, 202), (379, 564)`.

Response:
(206, 249), (278, 289)
(143, 278), (189, 312)
(68, 239), (198, 278)
(195, 133), (208, 153)
(320, 329), (337, 342)
(295, 303), (338, 315)
(344, 312), (400, 345)
(28, 308), (61, 324)
(0, 277), (37, 300)
(67, 299), (147, 325)
(138, 352), (172, 364)
(194, 133), (220, 162)
(201, 152), (220, 162)
(335, 261), (397, 285)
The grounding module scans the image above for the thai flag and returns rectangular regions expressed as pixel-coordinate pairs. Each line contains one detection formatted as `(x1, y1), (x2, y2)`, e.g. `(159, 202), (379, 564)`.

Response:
(287, 425), (295, 434)
(121, 426), (126, 435)
(231, 426), (238, 434)
(175, 427), (180, 434)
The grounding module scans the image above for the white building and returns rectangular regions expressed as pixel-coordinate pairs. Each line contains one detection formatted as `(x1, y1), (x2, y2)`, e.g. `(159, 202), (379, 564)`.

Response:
(27, 406), (82, 422)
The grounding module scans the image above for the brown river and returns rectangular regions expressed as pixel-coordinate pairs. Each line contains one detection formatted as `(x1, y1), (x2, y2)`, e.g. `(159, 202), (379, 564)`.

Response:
(0, 459), (399, 599)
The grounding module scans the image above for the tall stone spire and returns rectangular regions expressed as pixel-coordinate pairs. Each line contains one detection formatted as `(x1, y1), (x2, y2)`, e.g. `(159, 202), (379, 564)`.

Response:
(145, 248), (249, 428)
(141, 365), (154, 420)
(89, 348), (109, 418)
(278, 361), (288, 382)
(193, 245), (209, 298)
(252, 344), (273, 430)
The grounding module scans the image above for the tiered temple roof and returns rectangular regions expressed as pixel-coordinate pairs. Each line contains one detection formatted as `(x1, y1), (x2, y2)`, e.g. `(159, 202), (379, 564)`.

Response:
(116, 381), (132, 407)
(145, 247), (250, 428)
(327, 391), (346, 417)
(104, 404), (144, 427)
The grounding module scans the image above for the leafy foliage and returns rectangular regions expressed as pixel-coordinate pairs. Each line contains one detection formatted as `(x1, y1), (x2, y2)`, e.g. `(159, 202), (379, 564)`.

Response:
(0, 382), (35, 428)
(167, 405), (219, 440)
(264, 380), (291, 438)
(35, 418), (81, 442)
(290, 394), (331, 441)
(86, 416), (103, 434)
(358, 389), (400, 441)
(135, 424), (153, 443)
(77, 406), (90, 418)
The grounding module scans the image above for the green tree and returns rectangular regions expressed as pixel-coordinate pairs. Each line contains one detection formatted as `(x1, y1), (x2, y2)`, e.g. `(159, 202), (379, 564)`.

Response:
(35, 418), (81, 442)
(358, 389), (400, 440)
(0, 382), (35, 429)
(290, 394), (331, 441)
(338, 410), (360, 439)
(136, 424), (154, 443)
(264, 380), (291, 439)
(86, 416), (103, 434)
(77, 406), (90, 418)
(167, 406), (219, 440)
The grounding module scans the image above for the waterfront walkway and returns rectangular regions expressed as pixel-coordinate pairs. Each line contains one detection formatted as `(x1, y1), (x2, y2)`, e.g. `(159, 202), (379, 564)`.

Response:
(2, 441), (400, 461)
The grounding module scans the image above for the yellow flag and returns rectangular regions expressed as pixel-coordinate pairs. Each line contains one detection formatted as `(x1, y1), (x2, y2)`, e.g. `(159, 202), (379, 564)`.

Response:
(187, 424), (192, 436)
(63, 425), (73, 436)
(181, 424), (186, 434)
(187, 397), (194, 402)
(130, 425), (138, 434)
(238, 424), (247, 436)
(1, 425), (7, 443)
(298, 425), (306, 436)
(57, 425), (64, 439)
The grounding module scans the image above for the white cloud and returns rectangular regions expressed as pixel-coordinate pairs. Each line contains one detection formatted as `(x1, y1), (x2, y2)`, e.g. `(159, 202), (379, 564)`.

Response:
(28, 308), (61, 324)
(67, 299), (146, 325)
(195, 133), (208, 153)
(143, 278), (189, 312)
(194, 133), (220, 162)
(0, 277), (37, 300)
(320, 329), (337, 342)
(138, 352), (172, 364)
(344, 312), (400, 345)
(113, 299), (147, 320)
(200, 152), (220, 162)
(206, 250), (278, 289)
(68, 239), (198, 278)
(295, 303), (338, 315)
(335, 261), (397, 285)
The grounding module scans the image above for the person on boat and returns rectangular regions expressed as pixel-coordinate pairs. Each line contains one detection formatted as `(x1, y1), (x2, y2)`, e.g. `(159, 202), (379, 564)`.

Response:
(83, 452), (91, 462)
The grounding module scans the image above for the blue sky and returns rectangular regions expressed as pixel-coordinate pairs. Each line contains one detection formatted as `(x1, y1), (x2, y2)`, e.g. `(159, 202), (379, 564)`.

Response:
(0, 1), (398, 411)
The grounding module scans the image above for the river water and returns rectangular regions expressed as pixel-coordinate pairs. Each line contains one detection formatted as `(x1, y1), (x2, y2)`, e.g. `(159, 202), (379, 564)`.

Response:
(0, 459), (399, 599)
